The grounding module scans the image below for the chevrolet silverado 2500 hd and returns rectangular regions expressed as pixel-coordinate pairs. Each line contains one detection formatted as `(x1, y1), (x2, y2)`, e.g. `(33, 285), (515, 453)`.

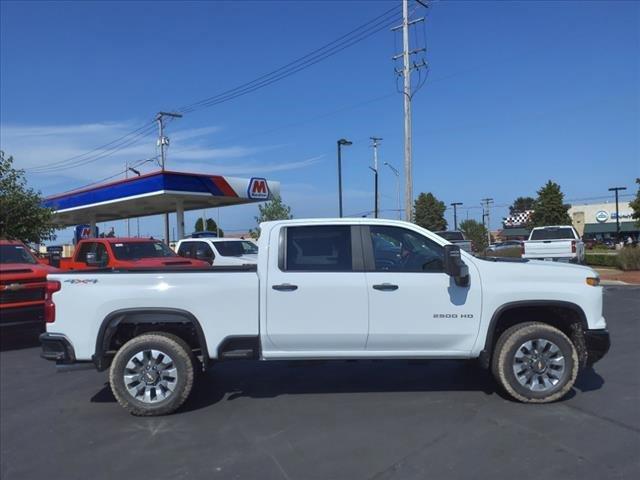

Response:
(40, 219), (610, 416)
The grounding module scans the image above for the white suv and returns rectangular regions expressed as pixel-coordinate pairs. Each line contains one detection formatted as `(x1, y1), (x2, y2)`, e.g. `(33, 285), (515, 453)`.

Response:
(175, 238), (258, 266)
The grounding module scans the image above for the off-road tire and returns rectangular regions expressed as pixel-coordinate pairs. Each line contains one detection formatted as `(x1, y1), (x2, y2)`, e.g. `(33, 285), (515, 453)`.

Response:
(109, 332), (195, 416)
(491, 322), (579, 403)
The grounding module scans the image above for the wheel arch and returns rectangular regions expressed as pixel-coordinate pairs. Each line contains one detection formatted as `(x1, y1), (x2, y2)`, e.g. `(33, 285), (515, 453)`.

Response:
(479, 300), (588, 369)
(94, 307), (209, 371)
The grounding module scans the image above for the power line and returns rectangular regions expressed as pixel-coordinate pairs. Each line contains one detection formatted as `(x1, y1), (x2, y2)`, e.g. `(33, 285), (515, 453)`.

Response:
(28, 123), (158, 173)
(49, 156), (159, 196)
(25, 121), (156, 172)
(177, 5), (401, 113)
(24, 6), (402, 174)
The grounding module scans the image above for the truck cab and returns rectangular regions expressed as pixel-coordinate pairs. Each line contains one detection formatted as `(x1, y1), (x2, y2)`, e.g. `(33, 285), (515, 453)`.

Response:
(60, 237), (210, 270)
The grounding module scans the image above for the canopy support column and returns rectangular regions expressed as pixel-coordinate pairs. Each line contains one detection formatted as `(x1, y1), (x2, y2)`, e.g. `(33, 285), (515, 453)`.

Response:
(176, 200), (185, 241)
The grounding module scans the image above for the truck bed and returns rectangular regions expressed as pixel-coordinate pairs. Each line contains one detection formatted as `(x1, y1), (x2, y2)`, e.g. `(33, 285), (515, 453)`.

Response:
(47, 268), (259, 361)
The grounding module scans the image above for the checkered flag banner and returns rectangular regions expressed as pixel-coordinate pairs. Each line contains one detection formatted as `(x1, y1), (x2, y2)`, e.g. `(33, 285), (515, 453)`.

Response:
(503, 210), (533, 227)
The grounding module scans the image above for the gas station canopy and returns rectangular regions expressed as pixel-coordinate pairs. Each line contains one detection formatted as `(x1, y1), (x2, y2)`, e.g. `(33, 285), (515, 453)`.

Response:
(43, 170), (280, 227)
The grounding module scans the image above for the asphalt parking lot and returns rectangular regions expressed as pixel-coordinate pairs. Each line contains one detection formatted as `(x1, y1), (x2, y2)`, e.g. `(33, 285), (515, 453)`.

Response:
(1, 286), (639, 480)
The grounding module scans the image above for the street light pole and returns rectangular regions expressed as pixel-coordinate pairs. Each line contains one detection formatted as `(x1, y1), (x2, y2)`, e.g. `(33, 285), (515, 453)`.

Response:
(337, 139), (352, 217)
(450, 202), (463, 230)
(384, 162), (401, 219)
(608, 186), (627, 242)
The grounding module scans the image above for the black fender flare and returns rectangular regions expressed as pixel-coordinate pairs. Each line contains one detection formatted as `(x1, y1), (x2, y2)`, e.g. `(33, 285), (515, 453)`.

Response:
(479, 300), (588, 368)
(93, 307), (209, 371)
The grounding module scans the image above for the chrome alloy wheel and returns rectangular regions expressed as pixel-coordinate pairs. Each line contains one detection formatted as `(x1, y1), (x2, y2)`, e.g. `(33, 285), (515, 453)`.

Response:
(512, 339), (566, 392)
(124, 350), (178, 403)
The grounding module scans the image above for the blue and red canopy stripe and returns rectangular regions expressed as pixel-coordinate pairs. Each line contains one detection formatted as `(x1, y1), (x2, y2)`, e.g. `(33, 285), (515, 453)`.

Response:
(43, 171), (239, 212)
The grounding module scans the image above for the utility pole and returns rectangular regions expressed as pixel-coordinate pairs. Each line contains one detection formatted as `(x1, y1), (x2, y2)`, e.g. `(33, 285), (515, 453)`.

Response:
(481, 198), (494, 245)
(393, 0), (427, 223)
(157, 111), (183, 244)
(450, 202), (463, 230)
(384, 162), (401, 219)
(370, 137), (382, 218)
(608, 186), (627, 242)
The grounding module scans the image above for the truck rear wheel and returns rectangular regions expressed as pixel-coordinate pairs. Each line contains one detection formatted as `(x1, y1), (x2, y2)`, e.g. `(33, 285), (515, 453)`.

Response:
(491, 322), (578, 403)
(109, 332), (194, 416)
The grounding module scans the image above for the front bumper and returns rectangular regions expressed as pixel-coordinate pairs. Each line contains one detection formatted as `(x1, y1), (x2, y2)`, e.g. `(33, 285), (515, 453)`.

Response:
(0, 305), (44, 328)
(584, 329), (610, 366)
(40, 333), (76, 363)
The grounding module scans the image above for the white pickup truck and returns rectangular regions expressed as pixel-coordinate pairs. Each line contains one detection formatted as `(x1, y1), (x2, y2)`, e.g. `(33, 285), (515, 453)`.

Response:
(175, 237), (258, 266)
(523, 226), (585, 263)
(40, 219), (610, 416)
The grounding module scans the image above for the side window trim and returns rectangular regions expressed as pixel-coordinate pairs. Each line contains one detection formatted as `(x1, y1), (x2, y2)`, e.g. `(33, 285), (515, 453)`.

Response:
(359, 225), (376, 271)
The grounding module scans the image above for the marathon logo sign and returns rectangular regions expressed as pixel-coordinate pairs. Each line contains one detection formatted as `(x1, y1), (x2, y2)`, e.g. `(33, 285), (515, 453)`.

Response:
(248, 177), (269, 200)
(74, 224), (98, 244)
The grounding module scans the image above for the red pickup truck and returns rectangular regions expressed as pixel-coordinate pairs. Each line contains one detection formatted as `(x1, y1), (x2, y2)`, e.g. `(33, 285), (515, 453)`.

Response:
(0, 240), (60, 330)
(58, 237), (210, 270)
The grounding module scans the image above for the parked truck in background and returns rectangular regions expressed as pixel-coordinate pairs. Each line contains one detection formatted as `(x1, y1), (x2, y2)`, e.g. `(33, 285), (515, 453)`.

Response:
(176, 237), (258, 266)
(0, 240), (60, 330)
(59, 237), (210, 270)
(522, 226), (585, 263)
(40, 219), (609, 416)
(435, 231), (473, 253)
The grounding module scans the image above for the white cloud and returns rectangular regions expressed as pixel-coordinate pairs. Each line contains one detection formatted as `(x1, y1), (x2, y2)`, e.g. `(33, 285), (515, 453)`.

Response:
(0, 120), (324, 195)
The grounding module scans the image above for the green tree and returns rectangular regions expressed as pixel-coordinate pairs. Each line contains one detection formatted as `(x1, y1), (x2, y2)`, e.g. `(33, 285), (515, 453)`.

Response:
(194, 217), (224, 237)
(0, 151), (57, 243)
(530, 180), (572, 227)
(250, 194), (293, 238)
(509, 196), (535, 214)
(630, 178), (640, 228)
(413, 192), (447, 231)
(460, 219), (488, 254)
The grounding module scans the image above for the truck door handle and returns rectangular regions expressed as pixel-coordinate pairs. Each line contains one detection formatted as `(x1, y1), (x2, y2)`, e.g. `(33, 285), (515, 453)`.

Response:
(373, 283), (399, 291)
(272, 283), (298, 291)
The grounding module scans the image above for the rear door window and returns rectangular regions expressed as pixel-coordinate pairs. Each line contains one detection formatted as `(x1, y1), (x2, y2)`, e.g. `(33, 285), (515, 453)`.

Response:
(285, 226), (353, 271)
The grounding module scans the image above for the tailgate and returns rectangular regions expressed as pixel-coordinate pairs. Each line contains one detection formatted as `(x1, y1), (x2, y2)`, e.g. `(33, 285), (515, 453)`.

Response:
(524, 240), (573, 257)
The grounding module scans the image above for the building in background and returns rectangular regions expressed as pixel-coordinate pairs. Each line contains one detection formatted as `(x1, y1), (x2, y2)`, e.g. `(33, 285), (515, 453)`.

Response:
(569, 201), (637, 241)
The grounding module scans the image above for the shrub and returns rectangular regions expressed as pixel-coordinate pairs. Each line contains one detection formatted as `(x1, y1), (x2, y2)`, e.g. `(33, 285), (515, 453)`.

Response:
(585, 253), (618, 268)
(488, 247), (522, 258)
(617, 247), (640, 271)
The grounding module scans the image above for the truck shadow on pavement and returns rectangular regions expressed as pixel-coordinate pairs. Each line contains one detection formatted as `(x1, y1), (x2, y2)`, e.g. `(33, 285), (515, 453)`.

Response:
(91, 359), (606, 412)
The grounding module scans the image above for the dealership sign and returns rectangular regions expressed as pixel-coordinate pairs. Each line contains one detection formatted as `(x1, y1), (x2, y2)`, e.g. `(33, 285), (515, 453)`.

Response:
(595, 210), (609, 223)
(594, 210), (633, 223)
(248, 178), (269, 200)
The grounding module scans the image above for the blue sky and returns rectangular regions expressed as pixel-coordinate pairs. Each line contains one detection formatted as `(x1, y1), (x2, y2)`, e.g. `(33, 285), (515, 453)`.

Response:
(1, 0), (638, 242)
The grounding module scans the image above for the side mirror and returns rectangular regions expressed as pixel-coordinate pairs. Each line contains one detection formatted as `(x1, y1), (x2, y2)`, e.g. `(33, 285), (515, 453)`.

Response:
(443, 244), (470, 287)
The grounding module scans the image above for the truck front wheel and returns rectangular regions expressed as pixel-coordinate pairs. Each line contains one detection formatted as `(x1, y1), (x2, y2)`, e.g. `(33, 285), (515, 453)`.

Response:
(109, 332), (195, 416)
(492, 322), (579, 403)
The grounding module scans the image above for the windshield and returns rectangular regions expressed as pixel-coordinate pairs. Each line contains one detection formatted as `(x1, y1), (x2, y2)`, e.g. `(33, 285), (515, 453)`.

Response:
(214, 241), (258, 257)
(111, 241), (177, 260)
(0, 245), (38, 265)
(530, 228), (575, 240)
(437, 231), (465, 241)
